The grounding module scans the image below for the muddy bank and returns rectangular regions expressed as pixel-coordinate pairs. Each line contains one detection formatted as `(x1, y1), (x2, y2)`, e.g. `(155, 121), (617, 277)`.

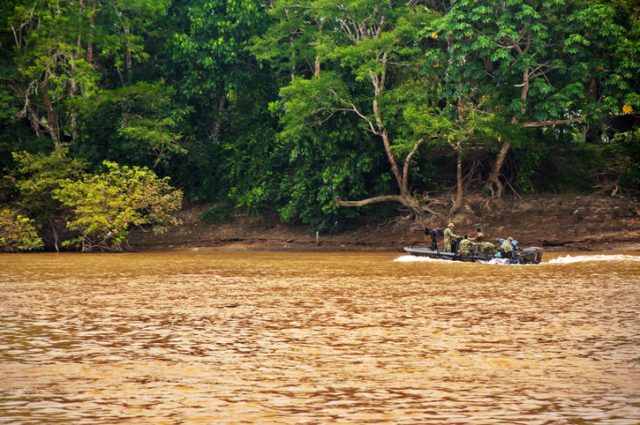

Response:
(129, 194), (640, 252)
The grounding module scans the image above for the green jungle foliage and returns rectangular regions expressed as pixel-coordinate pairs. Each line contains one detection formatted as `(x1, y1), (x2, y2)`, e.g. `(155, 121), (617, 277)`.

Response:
(53, 161), (183, 251)
(611, 128), (640, 194)
(13, 149), (87, 225)
(201, 201), (236, 225)
(0, 208), (43, 252)
(0, 0), (638, 248)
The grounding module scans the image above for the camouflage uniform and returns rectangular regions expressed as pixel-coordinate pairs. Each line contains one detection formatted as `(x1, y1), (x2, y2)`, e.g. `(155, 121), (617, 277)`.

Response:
(478, 242), (496, 254)
(458, 238), (473, 256)
(443, 225), (459, 253)
(475, 232), (485, 242)
(499, 238), (513, 257)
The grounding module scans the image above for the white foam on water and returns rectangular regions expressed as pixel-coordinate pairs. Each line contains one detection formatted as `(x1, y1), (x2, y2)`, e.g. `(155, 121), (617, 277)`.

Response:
(477, 258), (514, 266)
(394, 255), (450, 263)
(395, 255), (520, 266)
(548, 254), (640, 264)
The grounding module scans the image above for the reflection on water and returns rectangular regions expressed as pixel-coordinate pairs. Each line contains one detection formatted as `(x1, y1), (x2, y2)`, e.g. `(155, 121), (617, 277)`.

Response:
(1, 251), (639, 424)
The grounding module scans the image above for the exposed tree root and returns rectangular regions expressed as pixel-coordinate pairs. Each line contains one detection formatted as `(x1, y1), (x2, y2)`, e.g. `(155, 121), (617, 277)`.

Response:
(336, 194), (438, 219)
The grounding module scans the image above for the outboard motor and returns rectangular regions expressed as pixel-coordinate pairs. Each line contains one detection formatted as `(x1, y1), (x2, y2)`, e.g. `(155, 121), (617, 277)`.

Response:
(511, 239), (519, 259)
(522, 247), (544, 264)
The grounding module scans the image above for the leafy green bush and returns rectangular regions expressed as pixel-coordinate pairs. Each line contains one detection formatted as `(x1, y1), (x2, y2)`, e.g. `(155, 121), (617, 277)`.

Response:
(0, 208), (43, 252)
(53, 161), (183, 252)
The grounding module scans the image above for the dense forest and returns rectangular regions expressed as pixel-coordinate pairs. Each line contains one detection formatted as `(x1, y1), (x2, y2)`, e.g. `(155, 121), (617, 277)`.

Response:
(0, 0), (639, 251)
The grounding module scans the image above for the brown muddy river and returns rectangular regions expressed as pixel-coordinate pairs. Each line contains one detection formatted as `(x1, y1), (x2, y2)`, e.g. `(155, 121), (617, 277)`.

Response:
(1, 251), (639, 424)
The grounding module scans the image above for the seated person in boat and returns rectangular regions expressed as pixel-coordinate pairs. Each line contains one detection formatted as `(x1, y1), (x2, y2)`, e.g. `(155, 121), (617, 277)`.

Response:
(498, 237), (516, 258)
(443, 223), (460, 253)
(424, 226), (444, 250)
(477, 241), (497, 254)
(510, 238), (519, 258)
(458, 235), (473, 256)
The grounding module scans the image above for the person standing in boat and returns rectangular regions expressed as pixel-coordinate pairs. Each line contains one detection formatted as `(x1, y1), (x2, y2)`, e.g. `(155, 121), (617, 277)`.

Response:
(469, 227), (485, 255)
(471, 227), (485, 242)
(443, 223), (460, 253)
(424, 226), (444, 250)
(458, 235), (473, 256)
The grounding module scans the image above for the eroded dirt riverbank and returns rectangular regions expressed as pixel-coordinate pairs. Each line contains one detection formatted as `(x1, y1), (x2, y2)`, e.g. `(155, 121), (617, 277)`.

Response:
(130, 194), (640, 252)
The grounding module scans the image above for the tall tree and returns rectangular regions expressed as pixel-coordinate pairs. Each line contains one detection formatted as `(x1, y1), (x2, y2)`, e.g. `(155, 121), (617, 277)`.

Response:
(170, 0), (265, 143)
(99, 0), (170, 85)
(260, 0), (440, 217)
(6, 0), (99, 149)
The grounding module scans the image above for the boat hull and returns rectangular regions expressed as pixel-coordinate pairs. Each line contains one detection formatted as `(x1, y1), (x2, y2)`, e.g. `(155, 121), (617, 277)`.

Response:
(403, 246), (543, 264)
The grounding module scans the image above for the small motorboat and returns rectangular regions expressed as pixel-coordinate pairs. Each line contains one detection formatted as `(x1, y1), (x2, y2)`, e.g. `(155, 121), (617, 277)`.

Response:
(403, 245), (544, 264)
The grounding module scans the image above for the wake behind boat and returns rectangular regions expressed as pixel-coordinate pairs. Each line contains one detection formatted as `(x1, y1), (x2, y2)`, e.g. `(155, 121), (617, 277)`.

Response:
(403, 245), (544, 264)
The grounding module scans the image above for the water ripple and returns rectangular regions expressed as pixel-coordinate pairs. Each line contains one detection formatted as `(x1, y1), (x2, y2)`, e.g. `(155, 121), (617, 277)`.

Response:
(0, 251), (639, 424)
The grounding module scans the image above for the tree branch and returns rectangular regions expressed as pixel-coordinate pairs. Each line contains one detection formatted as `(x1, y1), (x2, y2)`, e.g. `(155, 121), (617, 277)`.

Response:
(522, 117), (584, 127)
(336, 195), (406, 207)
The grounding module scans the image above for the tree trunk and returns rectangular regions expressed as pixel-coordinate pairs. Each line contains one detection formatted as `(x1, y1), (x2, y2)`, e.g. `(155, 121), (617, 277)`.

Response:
(451, 148), (463, 214)
(50, 221), (59, 252)
(26, 104), (42, 137)
(211, 92), (226, 143)
(87, 0), (97, 64)
(368, 54), (406, 193)
(402, 138), (424, 194)
(314, 56), (321, 78)
(370, 61), (403, 193)
(313, 21), (323, 78)
(42, 73), (61, 149)
(70, 112), (78, 141)
(290, 37), (296, 83)
(70, 55), (80, 141)
(380, 128), (404, 193)
(484, 137), (509, 197)
(124, 26), (132, 83)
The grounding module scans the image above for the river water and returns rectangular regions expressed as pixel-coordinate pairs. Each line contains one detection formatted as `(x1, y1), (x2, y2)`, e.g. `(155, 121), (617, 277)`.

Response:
(1, 251), (639, 424)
